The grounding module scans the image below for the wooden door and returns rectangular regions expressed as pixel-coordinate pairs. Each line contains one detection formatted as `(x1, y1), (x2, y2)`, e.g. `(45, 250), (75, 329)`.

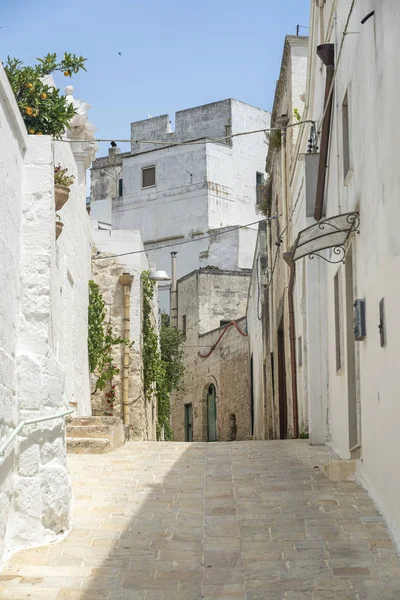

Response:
(278, 323), (288, 439)
(185, 404), (193, 442)
(207, 385), (217, 442)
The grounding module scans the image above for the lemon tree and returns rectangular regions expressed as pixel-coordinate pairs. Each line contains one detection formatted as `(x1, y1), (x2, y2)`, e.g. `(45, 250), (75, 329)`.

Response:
(4, 52), (87, 138)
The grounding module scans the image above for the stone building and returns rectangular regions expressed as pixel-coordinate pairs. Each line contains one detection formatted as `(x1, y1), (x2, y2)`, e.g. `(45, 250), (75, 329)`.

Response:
(0, 69), (95, 565)
(90, 99), (270, 310)
(171, 268), (251, 442)
(90, 226), (158, 441)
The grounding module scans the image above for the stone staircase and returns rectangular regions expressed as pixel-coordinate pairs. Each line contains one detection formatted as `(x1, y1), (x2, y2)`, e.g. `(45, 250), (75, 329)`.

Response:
(66, 416), (125, 454)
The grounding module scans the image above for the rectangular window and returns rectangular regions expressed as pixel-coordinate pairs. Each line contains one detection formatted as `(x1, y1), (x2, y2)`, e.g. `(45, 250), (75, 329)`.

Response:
(256, 172), (264, 205)
(342, 92), (350, 179)
(142, 166), (156, 188)
(182, 314), (187, 337)
(334, 269), (344, 372)
(118, 179), (123, 197)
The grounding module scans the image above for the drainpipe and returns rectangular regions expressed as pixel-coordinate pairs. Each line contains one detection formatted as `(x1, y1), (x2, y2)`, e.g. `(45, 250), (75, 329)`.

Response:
(170, 252), (178, 329)
(314, 44), (335, 221)
(119, 273), (134, 425)
(277, 118), (290, 253)
(283, 251), (299, 438)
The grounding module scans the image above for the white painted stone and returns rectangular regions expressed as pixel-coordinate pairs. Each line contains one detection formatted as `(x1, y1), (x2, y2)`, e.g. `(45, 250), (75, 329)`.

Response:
(91, 99), (270, 311)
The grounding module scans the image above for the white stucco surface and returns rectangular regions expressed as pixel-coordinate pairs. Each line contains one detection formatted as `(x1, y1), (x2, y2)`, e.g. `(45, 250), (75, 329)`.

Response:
(0, 65), (94, 565)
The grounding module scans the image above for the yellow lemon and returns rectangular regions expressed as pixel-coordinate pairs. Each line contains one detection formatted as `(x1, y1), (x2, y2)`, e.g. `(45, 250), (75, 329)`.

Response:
(41, 93), (47, 99)
(29, 129), (35, 134)
(64, 70), (71, 76)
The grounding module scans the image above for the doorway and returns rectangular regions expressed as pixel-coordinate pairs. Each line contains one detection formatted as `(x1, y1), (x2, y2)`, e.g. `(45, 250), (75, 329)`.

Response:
(277, 320), (288, 439)
(207, 384), (217, 442)
(184, 404), (193, 442)
(250, 354), (254, 436)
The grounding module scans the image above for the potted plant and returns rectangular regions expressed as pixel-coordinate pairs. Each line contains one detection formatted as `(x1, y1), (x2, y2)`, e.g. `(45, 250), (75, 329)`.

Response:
(55, 214), (64, 240)
(54, 165), (74, 210)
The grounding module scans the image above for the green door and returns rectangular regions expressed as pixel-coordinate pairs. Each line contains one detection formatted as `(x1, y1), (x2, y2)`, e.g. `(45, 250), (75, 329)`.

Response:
(184, 403), (193, 442)
(207, 384), (217, 442)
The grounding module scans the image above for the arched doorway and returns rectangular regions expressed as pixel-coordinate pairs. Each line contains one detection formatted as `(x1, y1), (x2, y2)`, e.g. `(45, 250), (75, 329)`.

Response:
(207, 384), (217, 442)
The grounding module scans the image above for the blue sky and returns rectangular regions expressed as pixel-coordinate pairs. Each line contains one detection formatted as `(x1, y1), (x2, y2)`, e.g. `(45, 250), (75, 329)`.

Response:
(1, 0), (310, 156)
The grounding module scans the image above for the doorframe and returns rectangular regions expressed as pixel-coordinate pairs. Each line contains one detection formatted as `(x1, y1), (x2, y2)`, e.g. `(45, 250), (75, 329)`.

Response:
(206, 383), (217, 442)
(277, 318), (288, 439)
(184, 403), (193, 442)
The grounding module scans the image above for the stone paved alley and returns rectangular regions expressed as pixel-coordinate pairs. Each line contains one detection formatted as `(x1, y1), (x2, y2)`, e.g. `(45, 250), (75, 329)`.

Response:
(1, 441), (400, 600)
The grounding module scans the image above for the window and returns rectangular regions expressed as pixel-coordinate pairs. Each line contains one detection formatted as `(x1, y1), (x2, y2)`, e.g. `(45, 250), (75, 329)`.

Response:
(256, 172), (264, 205)
(142, 166), (156, 188)
(334, 269), (344, 372)
(182, 314), (187, 337)
(118, 179), (123, 197)
(342, 92), (350, 179)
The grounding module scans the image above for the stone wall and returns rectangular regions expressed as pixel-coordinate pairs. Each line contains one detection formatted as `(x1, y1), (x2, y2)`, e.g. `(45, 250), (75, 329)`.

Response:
(171, 269), (251, 442)
(91, 227), (158, 440)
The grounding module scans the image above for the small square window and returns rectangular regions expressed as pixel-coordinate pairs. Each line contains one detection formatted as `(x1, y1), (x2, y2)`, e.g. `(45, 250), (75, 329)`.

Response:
(142, 166), (156, 188)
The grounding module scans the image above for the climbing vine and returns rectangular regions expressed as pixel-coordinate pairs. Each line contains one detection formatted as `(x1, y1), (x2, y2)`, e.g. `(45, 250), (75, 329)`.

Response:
(142, 272), (185, 441)
(88, 280), (131, 400)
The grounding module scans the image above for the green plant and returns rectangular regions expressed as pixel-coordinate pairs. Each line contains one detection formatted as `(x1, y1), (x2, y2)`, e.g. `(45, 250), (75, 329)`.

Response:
(88, 280), (131, 396)
(267, 128), (282, 152)
(258, 177), (273, 218)
(4, 52), (87, 137)
(293, 108), (301, 122)
(54, 164), (74, 187)
(299, 431), (309, 439)
(142, 273), (185, 441)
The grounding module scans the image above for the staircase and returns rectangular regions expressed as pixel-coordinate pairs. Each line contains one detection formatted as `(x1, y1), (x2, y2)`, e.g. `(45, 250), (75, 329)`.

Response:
(66, 416), (125, 454)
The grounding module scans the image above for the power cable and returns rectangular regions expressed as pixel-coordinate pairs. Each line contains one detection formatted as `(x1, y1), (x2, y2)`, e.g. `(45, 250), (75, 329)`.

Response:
(93, 216), (280, 260)
(56, 120), (315, 148)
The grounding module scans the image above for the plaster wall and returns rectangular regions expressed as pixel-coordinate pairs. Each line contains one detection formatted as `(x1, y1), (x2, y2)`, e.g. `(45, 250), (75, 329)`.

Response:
(0, 64), (27, 566)
(311, 1), (400, 549)
(0, 65), (94, 565)
(246, 227), (268, 440)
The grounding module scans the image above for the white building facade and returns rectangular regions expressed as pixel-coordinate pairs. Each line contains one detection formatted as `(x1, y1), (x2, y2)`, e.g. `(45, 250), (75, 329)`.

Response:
(91, 99), (270, 308)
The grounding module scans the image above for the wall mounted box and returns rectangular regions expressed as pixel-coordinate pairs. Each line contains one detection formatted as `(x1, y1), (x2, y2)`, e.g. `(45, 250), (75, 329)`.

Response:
(354, 298), (366, 341)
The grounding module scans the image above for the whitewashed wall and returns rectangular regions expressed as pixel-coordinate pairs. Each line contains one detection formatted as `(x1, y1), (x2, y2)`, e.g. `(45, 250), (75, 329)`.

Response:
(309, 1), (400, 550)
(51, 141), (92, 415)
(0, 64), (27, 566)
(0, 64), (93, 565)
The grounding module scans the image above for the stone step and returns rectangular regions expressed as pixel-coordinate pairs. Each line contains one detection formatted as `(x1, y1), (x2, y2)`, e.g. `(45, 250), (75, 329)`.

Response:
(67, 437), (111, 454)
(66, 424), (114, 439)
(67, 416), (121, 427)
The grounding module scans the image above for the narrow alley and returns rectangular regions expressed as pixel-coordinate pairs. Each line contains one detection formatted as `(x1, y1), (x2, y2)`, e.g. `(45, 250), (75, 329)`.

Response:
(1, 441), (399, 600)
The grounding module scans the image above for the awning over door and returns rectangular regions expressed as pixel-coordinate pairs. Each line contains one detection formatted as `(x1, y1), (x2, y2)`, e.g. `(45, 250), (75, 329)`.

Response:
(292, 212), (359, 263)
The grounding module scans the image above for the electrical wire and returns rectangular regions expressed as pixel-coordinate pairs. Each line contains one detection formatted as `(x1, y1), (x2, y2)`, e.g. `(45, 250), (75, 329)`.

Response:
(55, 120), (315, 148)
(93, 216), (280, 260)
(198, 320), (248, 358)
